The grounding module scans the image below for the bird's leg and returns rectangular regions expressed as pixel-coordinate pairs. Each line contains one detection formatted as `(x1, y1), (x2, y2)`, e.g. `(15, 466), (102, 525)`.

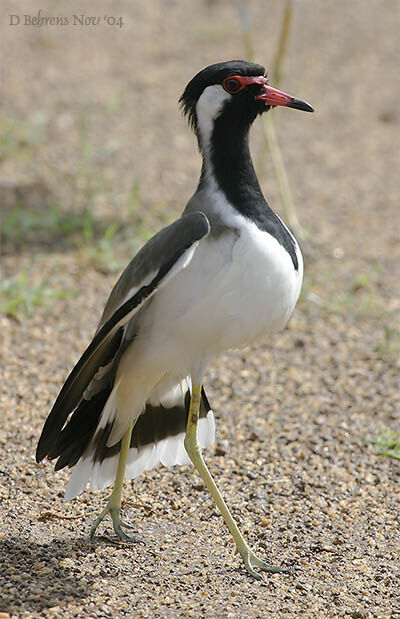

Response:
(184, 384), (291, 579)
(89, 421), (138, 542)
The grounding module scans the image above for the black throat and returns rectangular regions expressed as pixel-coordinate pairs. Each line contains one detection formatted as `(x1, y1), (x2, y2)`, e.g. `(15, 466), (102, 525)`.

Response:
(199, 107), (299, 271)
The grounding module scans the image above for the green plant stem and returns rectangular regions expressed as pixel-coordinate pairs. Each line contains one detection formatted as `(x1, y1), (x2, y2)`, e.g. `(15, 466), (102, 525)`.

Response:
(262, 113), (303, 236)
(238, 0), (307, 240)
(272, 0), (293, 88)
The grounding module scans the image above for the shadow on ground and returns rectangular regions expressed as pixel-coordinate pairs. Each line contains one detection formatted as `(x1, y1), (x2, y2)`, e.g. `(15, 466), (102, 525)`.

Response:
(0, 537), (93, 614)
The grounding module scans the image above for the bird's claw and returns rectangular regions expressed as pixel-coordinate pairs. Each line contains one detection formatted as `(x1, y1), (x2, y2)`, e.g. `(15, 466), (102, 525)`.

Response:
(119, 519), (137, 531)
(89, 502), (140, 543)
(240, 548), (294, 580)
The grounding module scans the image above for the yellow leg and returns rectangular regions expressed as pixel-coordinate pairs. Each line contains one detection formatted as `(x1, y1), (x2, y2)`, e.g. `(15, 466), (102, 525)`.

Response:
(184, 384), (291, 579)
(90, 422), (138, 542)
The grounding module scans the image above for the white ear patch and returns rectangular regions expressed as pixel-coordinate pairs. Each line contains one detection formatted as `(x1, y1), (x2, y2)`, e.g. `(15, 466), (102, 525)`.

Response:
(196, 84), (231, 149)
(196, 84), (231, 121)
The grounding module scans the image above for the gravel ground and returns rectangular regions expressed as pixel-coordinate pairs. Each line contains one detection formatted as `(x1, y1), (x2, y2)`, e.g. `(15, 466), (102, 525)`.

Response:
(1, 1), (399, 617)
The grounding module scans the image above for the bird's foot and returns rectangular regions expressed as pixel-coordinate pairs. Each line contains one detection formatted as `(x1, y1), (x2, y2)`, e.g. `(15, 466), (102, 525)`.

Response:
(238, 546), (294, 580)
(89, 500), (139, 543)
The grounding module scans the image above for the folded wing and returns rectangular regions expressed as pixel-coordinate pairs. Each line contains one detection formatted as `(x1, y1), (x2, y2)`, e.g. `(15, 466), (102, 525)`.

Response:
(36, 211), (210, 464)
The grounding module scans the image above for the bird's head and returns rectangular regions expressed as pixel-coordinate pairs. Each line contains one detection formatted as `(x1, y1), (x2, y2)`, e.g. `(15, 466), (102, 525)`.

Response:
(180, 60), (313, 150)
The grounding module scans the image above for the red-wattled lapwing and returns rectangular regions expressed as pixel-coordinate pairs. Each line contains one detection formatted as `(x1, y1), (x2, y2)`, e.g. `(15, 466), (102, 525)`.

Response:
(37, 60), (313, 579)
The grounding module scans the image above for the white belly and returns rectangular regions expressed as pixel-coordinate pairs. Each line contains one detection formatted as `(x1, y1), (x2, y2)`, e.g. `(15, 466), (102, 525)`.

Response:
(131, 216), (303, 377)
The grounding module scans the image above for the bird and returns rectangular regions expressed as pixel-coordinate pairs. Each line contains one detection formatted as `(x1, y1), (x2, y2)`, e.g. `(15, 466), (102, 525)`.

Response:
(36, 60), (313, 579)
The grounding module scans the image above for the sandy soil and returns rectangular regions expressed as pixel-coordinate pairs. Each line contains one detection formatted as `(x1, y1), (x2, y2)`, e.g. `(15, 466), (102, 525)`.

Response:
(1, 1), (399, 617)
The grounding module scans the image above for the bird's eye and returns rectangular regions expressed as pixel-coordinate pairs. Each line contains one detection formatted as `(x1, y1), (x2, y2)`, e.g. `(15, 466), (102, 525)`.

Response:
(223, 77), (242, 94)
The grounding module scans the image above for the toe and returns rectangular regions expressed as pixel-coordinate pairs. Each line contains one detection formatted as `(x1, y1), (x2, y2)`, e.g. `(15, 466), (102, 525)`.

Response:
(113, 521), (139, 543)
(119, 519), (137, 530)
(240, 547), (294, 578)
(250, 553), (293, 574)
(111, 510), (140, 543)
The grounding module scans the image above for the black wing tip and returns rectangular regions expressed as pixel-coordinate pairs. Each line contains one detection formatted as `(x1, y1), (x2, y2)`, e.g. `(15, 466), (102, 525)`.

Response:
(36, 432), (52, 462)
(36, 443), (46, 463)
(35, 408), (61, 462)
(36, 401), (68, 462)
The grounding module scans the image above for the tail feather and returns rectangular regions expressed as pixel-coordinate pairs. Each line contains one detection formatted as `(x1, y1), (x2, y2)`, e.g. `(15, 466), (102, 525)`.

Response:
(62, 380), (215, 499)
(159, 433), (187, 467)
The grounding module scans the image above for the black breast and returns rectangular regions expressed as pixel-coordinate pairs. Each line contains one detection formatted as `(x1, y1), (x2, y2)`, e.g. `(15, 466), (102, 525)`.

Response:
(209, 110), (299, 271)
